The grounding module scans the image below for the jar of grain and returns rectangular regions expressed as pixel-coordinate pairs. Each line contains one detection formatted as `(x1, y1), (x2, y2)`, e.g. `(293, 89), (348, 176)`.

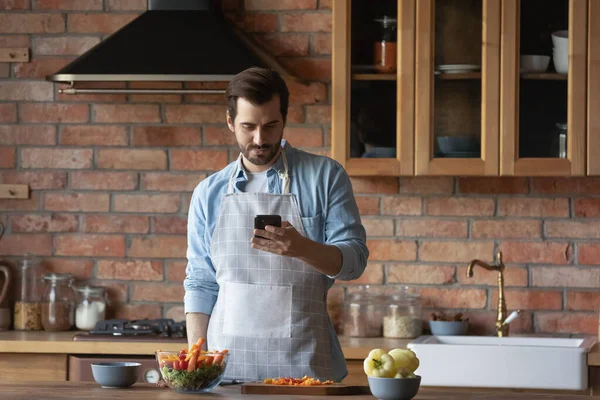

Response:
(343, 285), (385, 337)
(383, 286), (423, 339)
(41, 273), (76, 332)
(13, 253), (44, 331)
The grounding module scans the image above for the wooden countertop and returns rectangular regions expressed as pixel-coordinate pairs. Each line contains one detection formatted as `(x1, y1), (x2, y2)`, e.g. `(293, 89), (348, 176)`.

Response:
(0, 382), (591, 400)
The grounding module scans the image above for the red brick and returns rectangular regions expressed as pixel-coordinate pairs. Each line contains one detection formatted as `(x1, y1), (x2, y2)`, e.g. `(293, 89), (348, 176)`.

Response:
(579, 244), (600, 265)
(171, 150), (228, 171)
(499, 242), (572, 264)
(420, 288), (486, 309)
(94, 104), (160, 123)
(0, 125), (56, 145)
(0, 234), (52, 256)
(310, 33), (331, 55)
(420, 241), (494, 262)
(20, 103), (89, 123)
(0, 104), (17, 122)
(33, 35), (99, 55)
(68, 13), (137, 33)
(355, 196), (379, 215)
(0, 35), (30, 46)
(366, 239), (416, 261)
(319, 0), (331, 9)
(425, 197), (495, 216)
(536, 313), (597, 334)
(14, 57), (72, 78)
(497, 197), (569, 217)
(285, 127), (323, 147)
(280, 12), (332, 32)
(82, 215), (149, 233)
(94, 282), (128, 303)
(531, 266), (600, 288)
(43, 258), (94, 280)
(141, 173), (205, 192)
(458, 177), (529, 194)
(546, 221), (600, 239)
(151, 216), (187, 234)
(246, 0), (316, 9)
(241, 13), (277, 32)
(0, 192), (39, 211)
(167, 260), (186, 282)
(131, 282), (184, 302)
(0, 0), (29, 10)
(22, 148), (92, 169)
(286, 80), (327, 105)
(128, 81), (182, 104)
(305, 105), (330, 124)
(381, 197), (422, 216)
(131, 126), (201, 146)
(490, 289), (562, 310)
(280, 57), (331, 80)
(0, 171), (66, 189)
(113, 194), (179, 213)
(97, 149), (167, 170)
(399, 177), (454, 195)
(97, 260), (163, 281)
(396, 219), (467, 238)
(55, 234), (125, 256)
(457, 265), (528, 287)
(0, 81), (54, 101)
(533, 177), (600, 195)
(346, 263), (384, 285)
(181, 193), (193, 214)
(472, 220), (541, 239)
(0, 13), (64, 33)
(164, 105), (223, 124)
(60, 125), (128, 146)
(466, 310), (533, 336)
(106, 0), (146, 10)
(0, 147), (15, 168)
(180, 82), (225, 104)
(44, 192), (109, 212)
(566, 291), (600, 311)
(11, 214), (78, 233)
(574, 198), (600, 217)
(33, 0), (101, 9)
(165, 306), (184, 321)
(204, 126), (237, 146)
(113, 304), (162, 320)
(387, 264), (455, 284)
(362, 218), (394, 237)
(129, 236), (188, 258)
(350, 177), (398, 194)
(71, 171), (137, 191)
(255, 33), (309, 56)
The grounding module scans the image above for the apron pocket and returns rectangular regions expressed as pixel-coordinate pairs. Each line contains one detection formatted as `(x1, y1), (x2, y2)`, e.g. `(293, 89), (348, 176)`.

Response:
(222, 282), (292, 338)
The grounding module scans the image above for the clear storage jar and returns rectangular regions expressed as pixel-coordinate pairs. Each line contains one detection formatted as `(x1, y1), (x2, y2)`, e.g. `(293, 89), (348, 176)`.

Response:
(75, 286), (107, 331)
(383, 286), (423, 339)
(41, 273), (76, 332)
(13, 253), (44, 331)
(343, 285), (385, 337)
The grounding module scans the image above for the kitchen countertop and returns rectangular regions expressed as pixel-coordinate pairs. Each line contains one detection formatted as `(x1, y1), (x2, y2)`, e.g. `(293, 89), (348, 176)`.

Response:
(0, 382), (592, 400)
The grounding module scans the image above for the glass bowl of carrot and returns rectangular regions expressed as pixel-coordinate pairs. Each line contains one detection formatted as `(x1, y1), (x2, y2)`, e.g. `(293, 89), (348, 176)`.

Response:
(156, 338), (229, 393)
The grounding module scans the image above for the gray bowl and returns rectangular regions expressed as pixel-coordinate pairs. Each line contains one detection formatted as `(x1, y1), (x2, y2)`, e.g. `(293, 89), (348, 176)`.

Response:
(91, 362), (141, 388)
(436, 136), (480, 153)
(429, 320), (468, 336)
(368, 376), (421, 400)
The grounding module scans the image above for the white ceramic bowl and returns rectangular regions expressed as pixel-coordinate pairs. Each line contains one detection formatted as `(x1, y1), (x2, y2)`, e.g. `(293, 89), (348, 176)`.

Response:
(551, 30), (569, 49)
(553, 49), (569, 74)
(520, 55), (550, 72)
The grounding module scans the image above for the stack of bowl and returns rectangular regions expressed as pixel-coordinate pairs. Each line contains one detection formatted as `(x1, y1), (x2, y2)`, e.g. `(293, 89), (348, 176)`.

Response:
(552, 30), (568, 74)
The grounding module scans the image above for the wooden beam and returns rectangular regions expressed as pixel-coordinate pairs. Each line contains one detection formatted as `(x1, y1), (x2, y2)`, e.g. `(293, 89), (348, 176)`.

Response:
(0, 48), (29, 62)
(0, 184), (29, 199)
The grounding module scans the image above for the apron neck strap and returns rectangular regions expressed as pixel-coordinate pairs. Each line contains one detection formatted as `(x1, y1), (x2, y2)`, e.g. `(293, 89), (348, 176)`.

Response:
(227, 148), (290, 194)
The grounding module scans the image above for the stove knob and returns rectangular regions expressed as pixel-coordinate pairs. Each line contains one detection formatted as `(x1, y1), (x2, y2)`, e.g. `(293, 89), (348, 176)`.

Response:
(144, 368), (160, 384)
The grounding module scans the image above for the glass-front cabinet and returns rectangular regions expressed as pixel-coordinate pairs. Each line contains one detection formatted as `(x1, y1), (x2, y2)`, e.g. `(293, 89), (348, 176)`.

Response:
(589, 0), (600, 175)
(500, 0), (587, 176)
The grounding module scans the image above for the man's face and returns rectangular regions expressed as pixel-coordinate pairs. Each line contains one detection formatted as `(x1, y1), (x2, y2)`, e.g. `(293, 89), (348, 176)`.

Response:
(227, 96), (284, 168)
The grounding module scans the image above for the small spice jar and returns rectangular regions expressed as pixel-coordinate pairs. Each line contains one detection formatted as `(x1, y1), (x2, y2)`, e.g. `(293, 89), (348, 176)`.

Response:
(373, 16), (398, 73)
(383, 286), (423, 339)
(343, 285), (385, 337)
(75, 286), (107, 331)
(41, 273), (76, 332)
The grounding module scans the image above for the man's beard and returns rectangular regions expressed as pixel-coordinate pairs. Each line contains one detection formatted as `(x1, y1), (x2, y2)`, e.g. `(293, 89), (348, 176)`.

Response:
(239, 134), (282, 166)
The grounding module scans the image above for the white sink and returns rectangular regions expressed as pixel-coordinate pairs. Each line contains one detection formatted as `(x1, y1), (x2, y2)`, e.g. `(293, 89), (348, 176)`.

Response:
(407, 335), (596, 391)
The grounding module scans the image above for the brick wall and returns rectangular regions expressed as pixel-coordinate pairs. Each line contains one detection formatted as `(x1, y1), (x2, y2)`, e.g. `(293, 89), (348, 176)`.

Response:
(0, 1), (598, 335)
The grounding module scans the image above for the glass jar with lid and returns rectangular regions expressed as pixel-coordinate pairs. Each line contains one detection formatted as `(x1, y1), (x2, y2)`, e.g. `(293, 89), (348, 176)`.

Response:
(383, 286), (423, 339)
(13, 253), (45, 331)
(75, 286), (107, 331)
(41, 273), (76, 331)
(343, 285), (385, 337)
(373, 16), (398, 73)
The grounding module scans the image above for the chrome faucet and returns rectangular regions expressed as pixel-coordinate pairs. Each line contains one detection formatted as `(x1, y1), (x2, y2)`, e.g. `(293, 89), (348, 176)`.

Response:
(467, 250), (521, 337)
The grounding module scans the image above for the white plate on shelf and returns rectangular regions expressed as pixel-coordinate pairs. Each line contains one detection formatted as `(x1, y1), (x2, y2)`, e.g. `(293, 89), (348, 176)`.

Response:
(436, 64), (481, 74)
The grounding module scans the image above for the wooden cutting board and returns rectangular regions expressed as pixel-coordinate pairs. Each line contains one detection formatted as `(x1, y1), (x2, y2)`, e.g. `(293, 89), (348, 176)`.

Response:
(240, 382), (371, 395)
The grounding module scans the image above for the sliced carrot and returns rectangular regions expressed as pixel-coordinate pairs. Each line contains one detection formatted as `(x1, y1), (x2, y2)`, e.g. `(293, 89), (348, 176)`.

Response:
(196, 337), (206, 348)
(187, 350), (199, 372)
(213, 354), (223, 365)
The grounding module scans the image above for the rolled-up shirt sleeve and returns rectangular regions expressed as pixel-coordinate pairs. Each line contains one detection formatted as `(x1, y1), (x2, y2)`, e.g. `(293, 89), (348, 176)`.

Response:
(184, 186), (219, 315)
(325, 164), (369, 281)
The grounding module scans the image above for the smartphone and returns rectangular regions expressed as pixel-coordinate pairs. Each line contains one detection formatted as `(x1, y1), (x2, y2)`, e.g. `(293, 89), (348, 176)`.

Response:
(254, 215), (282, 239)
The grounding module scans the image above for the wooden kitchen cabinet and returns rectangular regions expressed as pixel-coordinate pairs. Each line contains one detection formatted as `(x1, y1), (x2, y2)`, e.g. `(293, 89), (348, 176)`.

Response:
(588, 0), (600, 175)
(0, 353), (67, 382)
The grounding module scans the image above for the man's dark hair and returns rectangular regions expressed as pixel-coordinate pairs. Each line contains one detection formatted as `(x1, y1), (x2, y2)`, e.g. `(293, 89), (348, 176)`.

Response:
(225, 67), (290, 124)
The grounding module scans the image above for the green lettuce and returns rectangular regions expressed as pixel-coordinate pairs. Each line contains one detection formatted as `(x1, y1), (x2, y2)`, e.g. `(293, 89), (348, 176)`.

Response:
(162, 364), (225, 390)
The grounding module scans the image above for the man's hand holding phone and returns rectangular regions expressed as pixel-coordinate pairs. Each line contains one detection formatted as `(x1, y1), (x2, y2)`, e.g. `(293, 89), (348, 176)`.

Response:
(252, 214), (308, 257)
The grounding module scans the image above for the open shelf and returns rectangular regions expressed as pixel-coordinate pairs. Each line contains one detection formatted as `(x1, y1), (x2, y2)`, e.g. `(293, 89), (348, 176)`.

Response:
(352, 73), (396, 81)
(520, 72), (568, 80)
(435, 72), (482, 80)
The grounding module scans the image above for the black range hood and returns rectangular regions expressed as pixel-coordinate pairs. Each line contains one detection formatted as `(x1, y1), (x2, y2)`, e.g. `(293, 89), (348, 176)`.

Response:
(46, 0), (295, 91)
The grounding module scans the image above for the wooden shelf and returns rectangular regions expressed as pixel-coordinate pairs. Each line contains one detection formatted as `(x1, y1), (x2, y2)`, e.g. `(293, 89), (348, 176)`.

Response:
(352, 73), (396, 81)
(520, 72), (568, 80)
(435, 72), (482, 80)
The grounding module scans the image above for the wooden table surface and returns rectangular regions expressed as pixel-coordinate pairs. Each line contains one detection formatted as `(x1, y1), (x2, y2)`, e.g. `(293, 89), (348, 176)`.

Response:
(0, 382), (591, 400)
